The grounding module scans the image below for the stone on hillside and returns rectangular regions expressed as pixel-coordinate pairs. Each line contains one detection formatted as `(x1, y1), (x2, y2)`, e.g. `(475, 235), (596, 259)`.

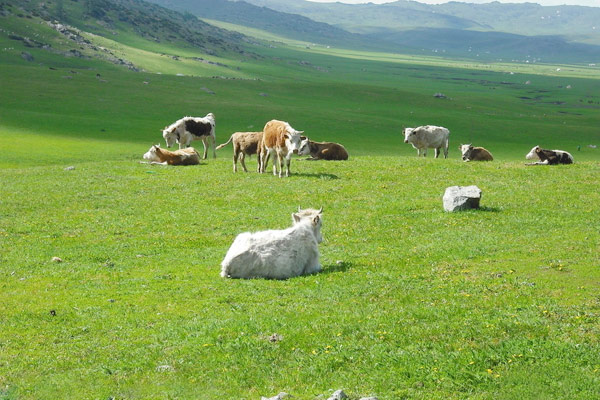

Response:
(443, 185), (482, 212)
(21, 51), (34, 62)
(327, 390), (347, 400)
(359, 397), (379, 400)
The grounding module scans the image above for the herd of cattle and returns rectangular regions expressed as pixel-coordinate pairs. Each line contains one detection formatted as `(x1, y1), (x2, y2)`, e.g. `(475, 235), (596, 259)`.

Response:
(141, 113), (575, 279)
(142, 113), (574, 171)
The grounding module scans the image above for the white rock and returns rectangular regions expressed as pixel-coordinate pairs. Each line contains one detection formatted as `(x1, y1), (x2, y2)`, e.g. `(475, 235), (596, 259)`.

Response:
(327, 390), (347, 400)
(443, 185), (482, 212)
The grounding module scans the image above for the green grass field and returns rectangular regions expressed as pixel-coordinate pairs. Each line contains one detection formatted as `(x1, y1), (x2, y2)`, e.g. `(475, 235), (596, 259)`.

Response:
(1, 9), (600, 400)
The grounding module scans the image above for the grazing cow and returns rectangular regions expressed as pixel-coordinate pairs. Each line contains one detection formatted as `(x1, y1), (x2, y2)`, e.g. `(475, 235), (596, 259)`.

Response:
(459, 144), (494, 162)
(221, 207), (323, 279)
(403, 125), (450, 158)
(142, 144), (200, 165)
(216, 131), (263, 172)
(162, 113), (216, 159)
(298, 138), (349, 161)
(525, 145), (573, 165)
(259, 120), (305, 177)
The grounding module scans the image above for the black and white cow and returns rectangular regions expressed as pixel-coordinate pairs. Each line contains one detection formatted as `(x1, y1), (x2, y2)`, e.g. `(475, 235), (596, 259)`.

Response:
(162, 113), (216, 159)
(525, 145), (573, 165)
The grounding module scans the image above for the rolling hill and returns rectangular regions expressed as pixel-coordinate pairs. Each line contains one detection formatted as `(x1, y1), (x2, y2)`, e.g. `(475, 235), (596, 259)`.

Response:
(147, 0), (600, 63)
(242, 0), (600, 40)
(1, 0), (600, 397)
(0, 0), (253, 71)
(143, 0), (378, 49)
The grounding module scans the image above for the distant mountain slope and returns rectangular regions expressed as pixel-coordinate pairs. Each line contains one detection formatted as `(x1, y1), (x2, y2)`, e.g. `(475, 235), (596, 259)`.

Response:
(147, 0), (600, 63)
(373, 28), (600, 63)
(243, 0), (600, 42)
(145, 0), (383, 50)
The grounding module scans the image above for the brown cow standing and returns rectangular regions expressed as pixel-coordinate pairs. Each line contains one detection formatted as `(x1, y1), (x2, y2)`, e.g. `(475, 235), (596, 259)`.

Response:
(259, 120), (305, 177)
(216, 131), (263, 172)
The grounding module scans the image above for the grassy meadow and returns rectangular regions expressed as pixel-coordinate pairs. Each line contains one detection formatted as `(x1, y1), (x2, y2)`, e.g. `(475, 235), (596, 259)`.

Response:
(1, 10), (600, 399)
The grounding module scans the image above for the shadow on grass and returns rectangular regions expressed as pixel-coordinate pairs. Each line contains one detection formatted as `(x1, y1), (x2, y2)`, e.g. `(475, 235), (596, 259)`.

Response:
(292, 172), (339, 180)
(321, 261), (353, 275)
(477, 206), (501, 212)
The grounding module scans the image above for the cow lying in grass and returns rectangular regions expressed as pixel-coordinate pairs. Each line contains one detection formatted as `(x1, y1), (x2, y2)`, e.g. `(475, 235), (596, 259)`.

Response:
(298, 138), (349, 160)
(525, 145), (573, 165)
(216, 131), (263, 172)
(459, 144), (493, 161)
(221, 207), (323, 279)
(142, 145), (200, 165)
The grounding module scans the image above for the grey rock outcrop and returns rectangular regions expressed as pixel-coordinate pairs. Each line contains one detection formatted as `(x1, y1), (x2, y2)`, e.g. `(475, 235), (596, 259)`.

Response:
(443, 185), (481, 212)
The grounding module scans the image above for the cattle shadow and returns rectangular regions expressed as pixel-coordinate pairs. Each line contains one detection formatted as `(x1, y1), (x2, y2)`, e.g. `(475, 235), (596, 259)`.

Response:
(320, 261), (353, 275)
(475, 206), (501, 213)
(292, 172), (339, 180)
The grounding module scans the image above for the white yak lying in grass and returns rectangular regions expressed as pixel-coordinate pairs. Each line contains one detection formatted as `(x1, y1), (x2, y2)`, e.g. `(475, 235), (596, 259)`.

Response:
(221, 208), (323, 279)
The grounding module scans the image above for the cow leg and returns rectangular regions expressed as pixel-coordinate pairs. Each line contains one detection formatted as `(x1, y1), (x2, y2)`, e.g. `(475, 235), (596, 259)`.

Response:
(274, 153), (281, 177)
(211, 135), (216, 159)
(261, 149), (271, 173)
(422, 148), (427, 157)
(443, 140), (449, 159)
(434, 148), (440, 158)
(239, 153), (249, 173)
(201, 137), (208, 159)
(284, 154), (291, 177)
(232, 151), (238, 173)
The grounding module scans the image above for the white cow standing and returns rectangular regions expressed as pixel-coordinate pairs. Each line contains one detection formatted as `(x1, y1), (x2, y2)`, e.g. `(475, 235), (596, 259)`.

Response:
(403, 125), (450, 158)
(221, 208), (323, 279)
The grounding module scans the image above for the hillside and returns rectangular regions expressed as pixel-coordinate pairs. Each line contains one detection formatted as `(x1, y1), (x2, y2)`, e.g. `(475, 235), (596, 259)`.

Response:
(1, 0), (600, 396)
(144, 0), (378, 49)
(148, 0), (600, 63)
(369, 28), (600, 63)
(243, 0), (600, 40)
(0, 0), (255, 73)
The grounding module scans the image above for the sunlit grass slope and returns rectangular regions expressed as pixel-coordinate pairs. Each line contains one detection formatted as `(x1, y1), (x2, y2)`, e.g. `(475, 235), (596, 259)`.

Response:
(1, 6), (600, 400)
(1, 156), (599, 399)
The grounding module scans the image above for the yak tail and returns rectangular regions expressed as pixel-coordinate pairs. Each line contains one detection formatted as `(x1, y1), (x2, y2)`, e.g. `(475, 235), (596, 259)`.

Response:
(215, 135), (234, 150)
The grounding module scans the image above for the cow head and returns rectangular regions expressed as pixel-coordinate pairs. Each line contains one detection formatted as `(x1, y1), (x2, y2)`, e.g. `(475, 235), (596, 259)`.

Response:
(143, 144), (162, 162)
(285, 130), (305, 155)
(525, 145), (540, 160)
(162, 127), (178, 148)
(298, 137), (311, 156)
(403, 127), (415, 144)
(459, 144), (473, 161)
(292, 207), (324, 243)
(205, 112), (216, 124)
